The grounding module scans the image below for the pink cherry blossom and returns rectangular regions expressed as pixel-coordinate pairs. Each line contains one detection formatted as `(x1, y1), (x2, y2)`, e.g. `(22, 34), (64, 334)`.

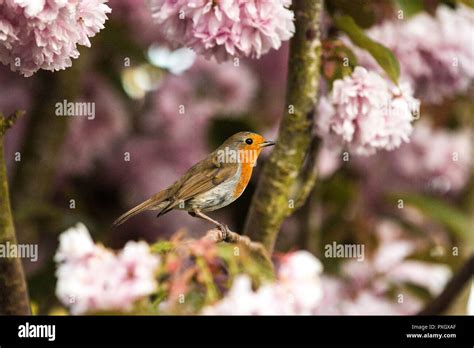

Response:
(328, 67), (419, 156)
(353, 120), (472, 198)
(55, 223), (160, 314)
(316, 145), (341, 179)
(148, 0), (295, 61)
(278, 250), (323, 282)
(391, 121), (472, 193)
(203, 250), (324, 315)
(386, 261), (452, 295)
(0, 0), (111, 76)
(314, 96), (342, 178)
(55, 223), (96, 262)
(353, 5), (474, 104)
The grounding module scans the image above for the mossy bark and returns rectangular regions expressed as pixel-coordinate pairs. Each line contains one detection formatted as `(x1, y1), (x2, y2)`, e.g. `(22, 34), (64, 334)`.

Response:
(0, 115), (30, 315)
(244, 0), (323, 252)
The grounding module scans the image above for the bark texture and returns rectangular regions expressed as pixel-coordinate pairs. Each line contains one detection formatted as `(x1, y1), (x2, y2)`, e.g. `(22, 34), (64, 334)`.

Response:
(0, 112), (30, 315)
(244, 0), (323, 252)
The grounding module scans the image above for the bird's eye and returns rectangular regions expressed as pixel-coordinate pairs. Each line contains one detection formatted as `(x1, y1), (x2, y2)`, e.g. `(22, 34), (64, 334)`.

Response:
(245, 138), (253, 145)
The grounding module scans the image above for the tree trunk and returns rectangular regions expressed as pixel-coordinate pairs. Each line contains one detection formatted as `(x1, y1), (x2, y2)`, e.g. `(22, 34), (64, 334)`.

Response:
(0, 113), (30, 315)
(244, 0), (324, 252)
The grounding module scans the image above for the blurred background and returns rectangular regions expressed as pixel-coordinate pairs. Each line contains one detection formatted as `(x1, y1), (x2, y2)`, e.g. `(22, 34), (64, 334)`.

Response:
(0, 0), (472, 314)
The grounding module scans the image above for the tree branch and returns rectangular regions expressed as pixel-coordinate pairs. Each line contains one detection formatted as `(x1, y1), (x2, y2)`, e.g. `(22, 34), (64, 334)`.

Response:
(418, 255), (474, 315)
(0, 112), (30, 315)
(203, 228), (269, 260)
(0, 110), (25, 137)
(244, 0), (323, 252)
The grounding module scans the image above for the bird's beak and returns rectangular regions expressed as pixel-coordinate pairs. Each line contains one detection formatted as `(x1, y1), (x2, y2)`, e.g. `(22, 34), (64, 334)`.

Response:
(260, 140), (276, 148)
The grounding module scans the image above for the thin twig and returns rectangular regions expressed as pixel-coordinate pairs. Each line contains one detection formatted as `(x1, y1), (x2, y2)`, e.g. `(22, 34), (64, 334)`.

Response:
(0, 110), (25, 136)
(418, 255), (474, 315)
(175, 228), (272, 266)
(203, 228), (269, 258)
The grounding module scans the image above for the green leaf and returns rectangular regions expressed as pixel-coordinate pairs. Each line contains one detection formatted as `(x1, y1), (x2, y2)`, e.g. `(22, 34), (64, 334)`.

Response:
(388, 193), (472, 240)
(334, 15), (401, 84)
(395, 0), (425, 17)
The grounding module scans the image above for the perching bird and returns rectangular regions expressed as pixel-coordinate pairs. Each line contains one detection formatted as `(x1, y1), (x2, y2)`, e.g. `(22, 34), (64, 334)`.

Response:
(112, 132), (275, 237)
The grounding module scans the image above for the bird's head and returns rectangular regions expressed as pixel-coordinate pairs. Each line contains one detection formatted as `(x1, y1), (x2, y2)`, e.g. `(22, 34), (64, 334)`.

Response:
(216, 132), (275, 167)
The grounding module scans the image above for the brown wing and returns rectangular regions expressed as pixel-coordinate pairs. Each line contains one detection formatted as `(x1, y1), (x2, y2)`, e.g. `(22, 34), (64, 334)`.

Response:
(176, 165), (236, 200)
(162, 158), (238, 213)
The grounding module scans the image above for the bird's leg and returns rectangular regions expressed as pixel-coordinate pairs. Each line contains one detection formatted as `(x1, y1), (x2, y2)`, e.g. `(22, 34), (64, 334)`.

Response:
(189, 210), (231, 241)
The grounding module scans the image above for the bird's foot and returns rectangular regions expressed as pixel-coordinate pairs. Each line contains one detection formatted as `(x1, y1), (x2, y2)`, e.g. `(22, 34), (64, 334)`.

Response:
(218, 224), (231, 242)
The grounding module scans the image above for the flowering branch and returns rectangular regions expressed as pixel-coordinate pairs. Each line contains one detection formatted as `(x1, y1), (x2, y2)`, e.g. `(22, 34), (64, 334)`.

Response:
(244, 0), (323, 252)
(0, 111), (30, 315)
(418, 255), (474, 315)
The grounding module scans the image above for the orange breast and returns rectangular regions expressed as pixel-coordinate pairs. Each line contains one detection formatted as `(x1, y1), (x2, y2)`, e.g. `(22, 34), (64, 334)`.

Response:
(233, 162), (253, 198)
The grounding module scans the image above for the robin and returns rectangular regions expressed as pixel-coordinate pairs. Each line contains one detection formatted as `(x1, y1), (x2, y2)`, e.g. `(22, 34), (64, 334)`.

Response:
(112, 132), (275, 237)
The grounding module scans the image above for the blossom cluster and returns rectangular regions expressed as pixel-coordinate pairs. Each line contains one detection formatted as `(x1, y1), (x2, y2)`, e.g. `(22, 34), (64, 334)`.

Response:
(203, 251), (324, 315)
(148, 0), (295, 61)
(355, 5), (474, 103)
(321, 67), (419, 156)
(355, 121), (472, 196)
(0, 0), (111, 76)
(55, 223), (160, 314)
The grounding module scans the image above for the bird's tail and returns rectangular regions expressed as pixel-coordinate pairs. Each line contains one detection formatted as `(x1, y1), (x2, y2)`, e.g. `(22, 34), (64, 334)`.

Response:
(112, 191), (167, 228)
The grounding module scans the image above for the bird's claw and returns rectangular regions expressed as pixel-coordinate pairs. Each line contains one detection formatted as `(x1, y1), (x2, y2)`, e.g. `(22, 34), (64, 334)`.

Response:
(218, 224), (231, 242)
